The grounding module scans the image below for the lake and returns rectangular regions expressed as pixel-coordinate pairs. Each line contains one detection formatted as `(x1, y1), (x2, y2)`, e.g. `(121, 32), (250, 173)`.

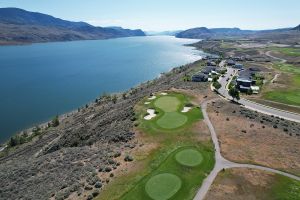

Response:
(0, 36), (204, 143)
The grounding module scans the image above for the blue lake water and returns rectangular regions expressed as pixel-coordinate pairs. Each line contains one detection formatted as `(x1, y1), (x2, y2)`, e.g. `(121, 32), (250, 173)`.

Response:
(0, 36), (203, 143)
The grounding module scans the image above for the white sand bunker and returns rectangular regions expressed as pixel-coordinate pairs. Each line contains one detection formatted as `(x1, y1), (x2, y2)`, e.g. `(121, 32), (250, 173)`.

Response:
(148, 96), (157, 100)
(160, 92), (168, 96)
(144, 102), (151, 105)
(144, 109), (156, 120)
(181, 107), (192, 113)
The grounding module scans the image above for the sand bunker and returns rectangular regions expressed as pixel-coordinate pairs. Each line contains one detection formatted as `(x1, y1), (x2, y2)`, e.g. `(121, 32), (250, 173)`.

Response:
(160, 92), (168, 96)
(144, 109), (156, 120)
(148, 96), (157, 100)
(181, 107), (192, 113)
(144, 102), (151, 105)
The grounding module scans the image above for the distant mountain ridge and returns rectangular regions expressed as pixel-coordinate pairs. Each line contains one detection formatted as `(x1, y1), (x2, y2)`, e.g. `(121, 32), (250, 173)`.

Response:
(146, 30), (183, 36)
(292, 24), (300, 31)
(176, 26), (299, 39)
(0, 8), (145, 44)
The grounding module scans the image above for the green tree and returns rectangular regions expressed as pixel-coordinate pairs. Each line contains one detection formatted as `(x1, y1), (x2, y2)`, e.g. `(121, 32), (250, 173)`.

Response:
(112, 95), (117, 104)
(52, 115), (60, 127)
(213, 81), (221, 89)
(229, 88), (240, 101)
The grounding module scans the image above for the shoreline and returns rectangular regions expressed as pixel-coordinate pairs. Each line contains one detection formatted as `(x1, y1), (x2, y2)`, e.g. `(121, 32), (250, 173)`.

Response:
(0, 40), (203, 147)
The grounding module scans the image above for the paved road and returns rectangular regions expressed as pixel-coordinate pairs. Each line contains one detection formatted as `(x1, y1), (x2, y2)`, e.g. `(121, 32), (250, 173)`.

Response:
(218, 66), (300, 123)
(193, 100), (300, 200)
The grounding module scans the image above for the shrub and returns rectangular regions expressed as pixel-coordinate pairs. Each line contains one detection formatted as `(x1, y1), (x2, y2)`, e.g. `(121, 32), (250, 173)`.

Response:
(124, 155), (133, 162)
(104, 167), (112, 172)
(112, 95), (117, 104)
(92, 190), (100, 197)
(95, 181), (102, 188)
(52, 115), (60, 127)
(87, 194), (93, 200)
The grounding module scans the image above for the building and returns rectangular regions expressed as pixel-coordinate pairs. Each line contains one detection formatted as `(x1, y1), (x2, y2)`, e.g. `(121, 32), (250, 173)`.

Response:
(236, 70), (257, 92)
(201, 66), (216, 74)
(233, 63), (243, 70)
(207, 60), (217, 66)
(227, 59), (235, 66)
(192, 73), (208, 82)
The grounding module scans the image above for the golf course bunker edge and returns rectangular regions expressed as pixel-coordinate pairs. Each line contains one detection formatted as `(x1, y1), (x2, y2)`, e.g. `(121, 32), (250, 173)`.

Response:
(145, 173), (182, 200)
(175, 149), (203, 167)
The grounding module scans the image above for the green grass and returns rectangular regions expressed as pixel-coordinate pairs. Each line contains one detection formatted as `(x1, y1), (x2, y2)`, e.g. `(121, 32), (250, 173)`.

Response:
(264, 74), (300, 105)
(274, 63), (300, 74)
(156, 112), (188, 129)
(155, 96), (181, 112)
(140, 93), (203, 134)
(270, 47), (300, 57)
(121, 146), (214, 200)
(175, 149), (203, 167)
(270, 174), (300, 200)
(145, 173), (182, 200)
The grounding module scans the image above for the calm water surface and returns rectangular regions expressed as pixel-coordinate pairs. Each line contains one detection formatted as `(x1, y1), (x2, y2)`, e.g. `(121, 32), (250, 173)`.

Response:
(0, 36), (204, 143)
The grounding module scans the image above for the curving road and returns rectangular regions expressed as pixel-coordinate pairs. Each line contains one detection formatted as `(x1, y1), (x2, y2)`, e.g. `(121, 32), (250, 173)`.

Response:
(218, 66), (300, 123)
(193, 99), (300, 200)
(194, 58), (300, 199)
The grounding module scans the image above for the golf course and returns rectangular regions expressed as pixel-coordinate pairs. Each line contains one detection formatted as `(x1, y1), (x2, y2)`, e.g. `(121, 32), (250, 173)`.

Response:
(140, 92), (203, 133)
(98, 92), (214, 200)
(119, 92), (214, 200)
(122, 146), (214, 200)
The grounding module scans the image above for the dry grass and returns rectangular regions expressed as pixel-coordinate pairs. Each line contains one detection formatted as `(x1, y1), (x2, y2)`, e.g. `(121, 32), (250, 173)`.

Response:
(207, 99), (300, 175)
(204, 168), (275, 200)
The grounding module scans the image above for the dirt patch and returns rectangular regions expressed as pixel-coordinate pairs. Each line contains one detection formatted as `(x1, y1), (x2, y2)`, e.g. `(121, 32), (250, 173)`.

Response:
(207, 99), (300, 175)
(204, 168), (275, 200)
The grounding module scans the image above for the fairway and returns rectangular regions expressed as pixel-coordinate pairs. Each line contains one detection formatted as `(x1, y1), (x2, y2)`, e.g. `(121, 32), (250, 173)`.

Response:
(145, 173), (182, 200)
(156, 112), (188, 129)
(175, 149), (203, 167)
(154, 96), (181, 112)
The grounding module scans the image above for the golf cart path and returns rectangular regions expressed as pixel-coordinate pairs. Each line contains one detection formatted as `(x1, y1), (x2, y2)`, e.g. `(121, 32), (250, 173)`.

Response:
(193, 99), (300, 200)
(265, 50), (287, 63)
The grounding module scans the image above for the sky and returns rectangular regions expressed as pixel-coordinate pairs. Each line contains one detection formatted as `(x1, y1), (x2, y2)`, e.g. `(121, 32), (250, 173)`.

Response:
(0, 0), (299, 31)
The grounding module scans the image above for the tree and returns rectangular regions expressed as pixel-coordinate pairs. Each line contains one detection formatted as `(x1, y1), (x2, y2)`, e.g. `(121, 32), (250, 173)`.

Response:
(112, 95), (117, 104)
(213, 81), (221, 90)
(52, 115), (60, 127)
(228, 88), (240, 101)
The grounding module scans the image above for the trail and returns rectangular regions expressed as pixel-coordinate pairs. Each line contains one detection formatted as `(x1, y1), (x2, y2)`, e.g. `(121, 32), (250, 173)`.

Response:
(193, 99), (300, 200)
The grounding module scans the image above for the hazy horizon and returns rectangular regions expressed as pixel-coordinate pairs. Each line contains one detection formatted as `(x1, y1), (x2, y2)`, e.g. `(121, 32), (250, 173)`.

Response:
(0, 0), (299, 31)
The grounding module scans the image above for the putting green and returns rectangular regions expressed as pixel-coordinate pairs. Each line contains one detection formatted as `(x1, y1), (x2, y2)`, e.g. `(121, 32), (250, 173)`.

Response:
(154, 96), (180, 112)
(156, 112), (188, 129)
(145, 173), (182, 200)
(175, 149), (203, 167)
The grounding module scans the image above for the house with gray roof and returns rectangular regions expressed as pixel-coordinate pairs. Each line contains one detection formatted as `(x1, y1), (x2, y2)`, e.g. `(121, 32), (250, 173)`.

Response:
(192, 73), (208, 82)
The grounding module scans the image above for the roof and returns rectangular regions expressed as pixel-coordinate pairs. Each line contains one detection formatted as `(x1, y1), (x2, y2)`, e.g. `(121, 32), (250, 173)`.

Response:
(201, 66), (216, 74)
(238, 69), (255, 80)
(193, 72), (208, 78)
(237, 78), (252, 83)
(249, 67), (261, 72)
